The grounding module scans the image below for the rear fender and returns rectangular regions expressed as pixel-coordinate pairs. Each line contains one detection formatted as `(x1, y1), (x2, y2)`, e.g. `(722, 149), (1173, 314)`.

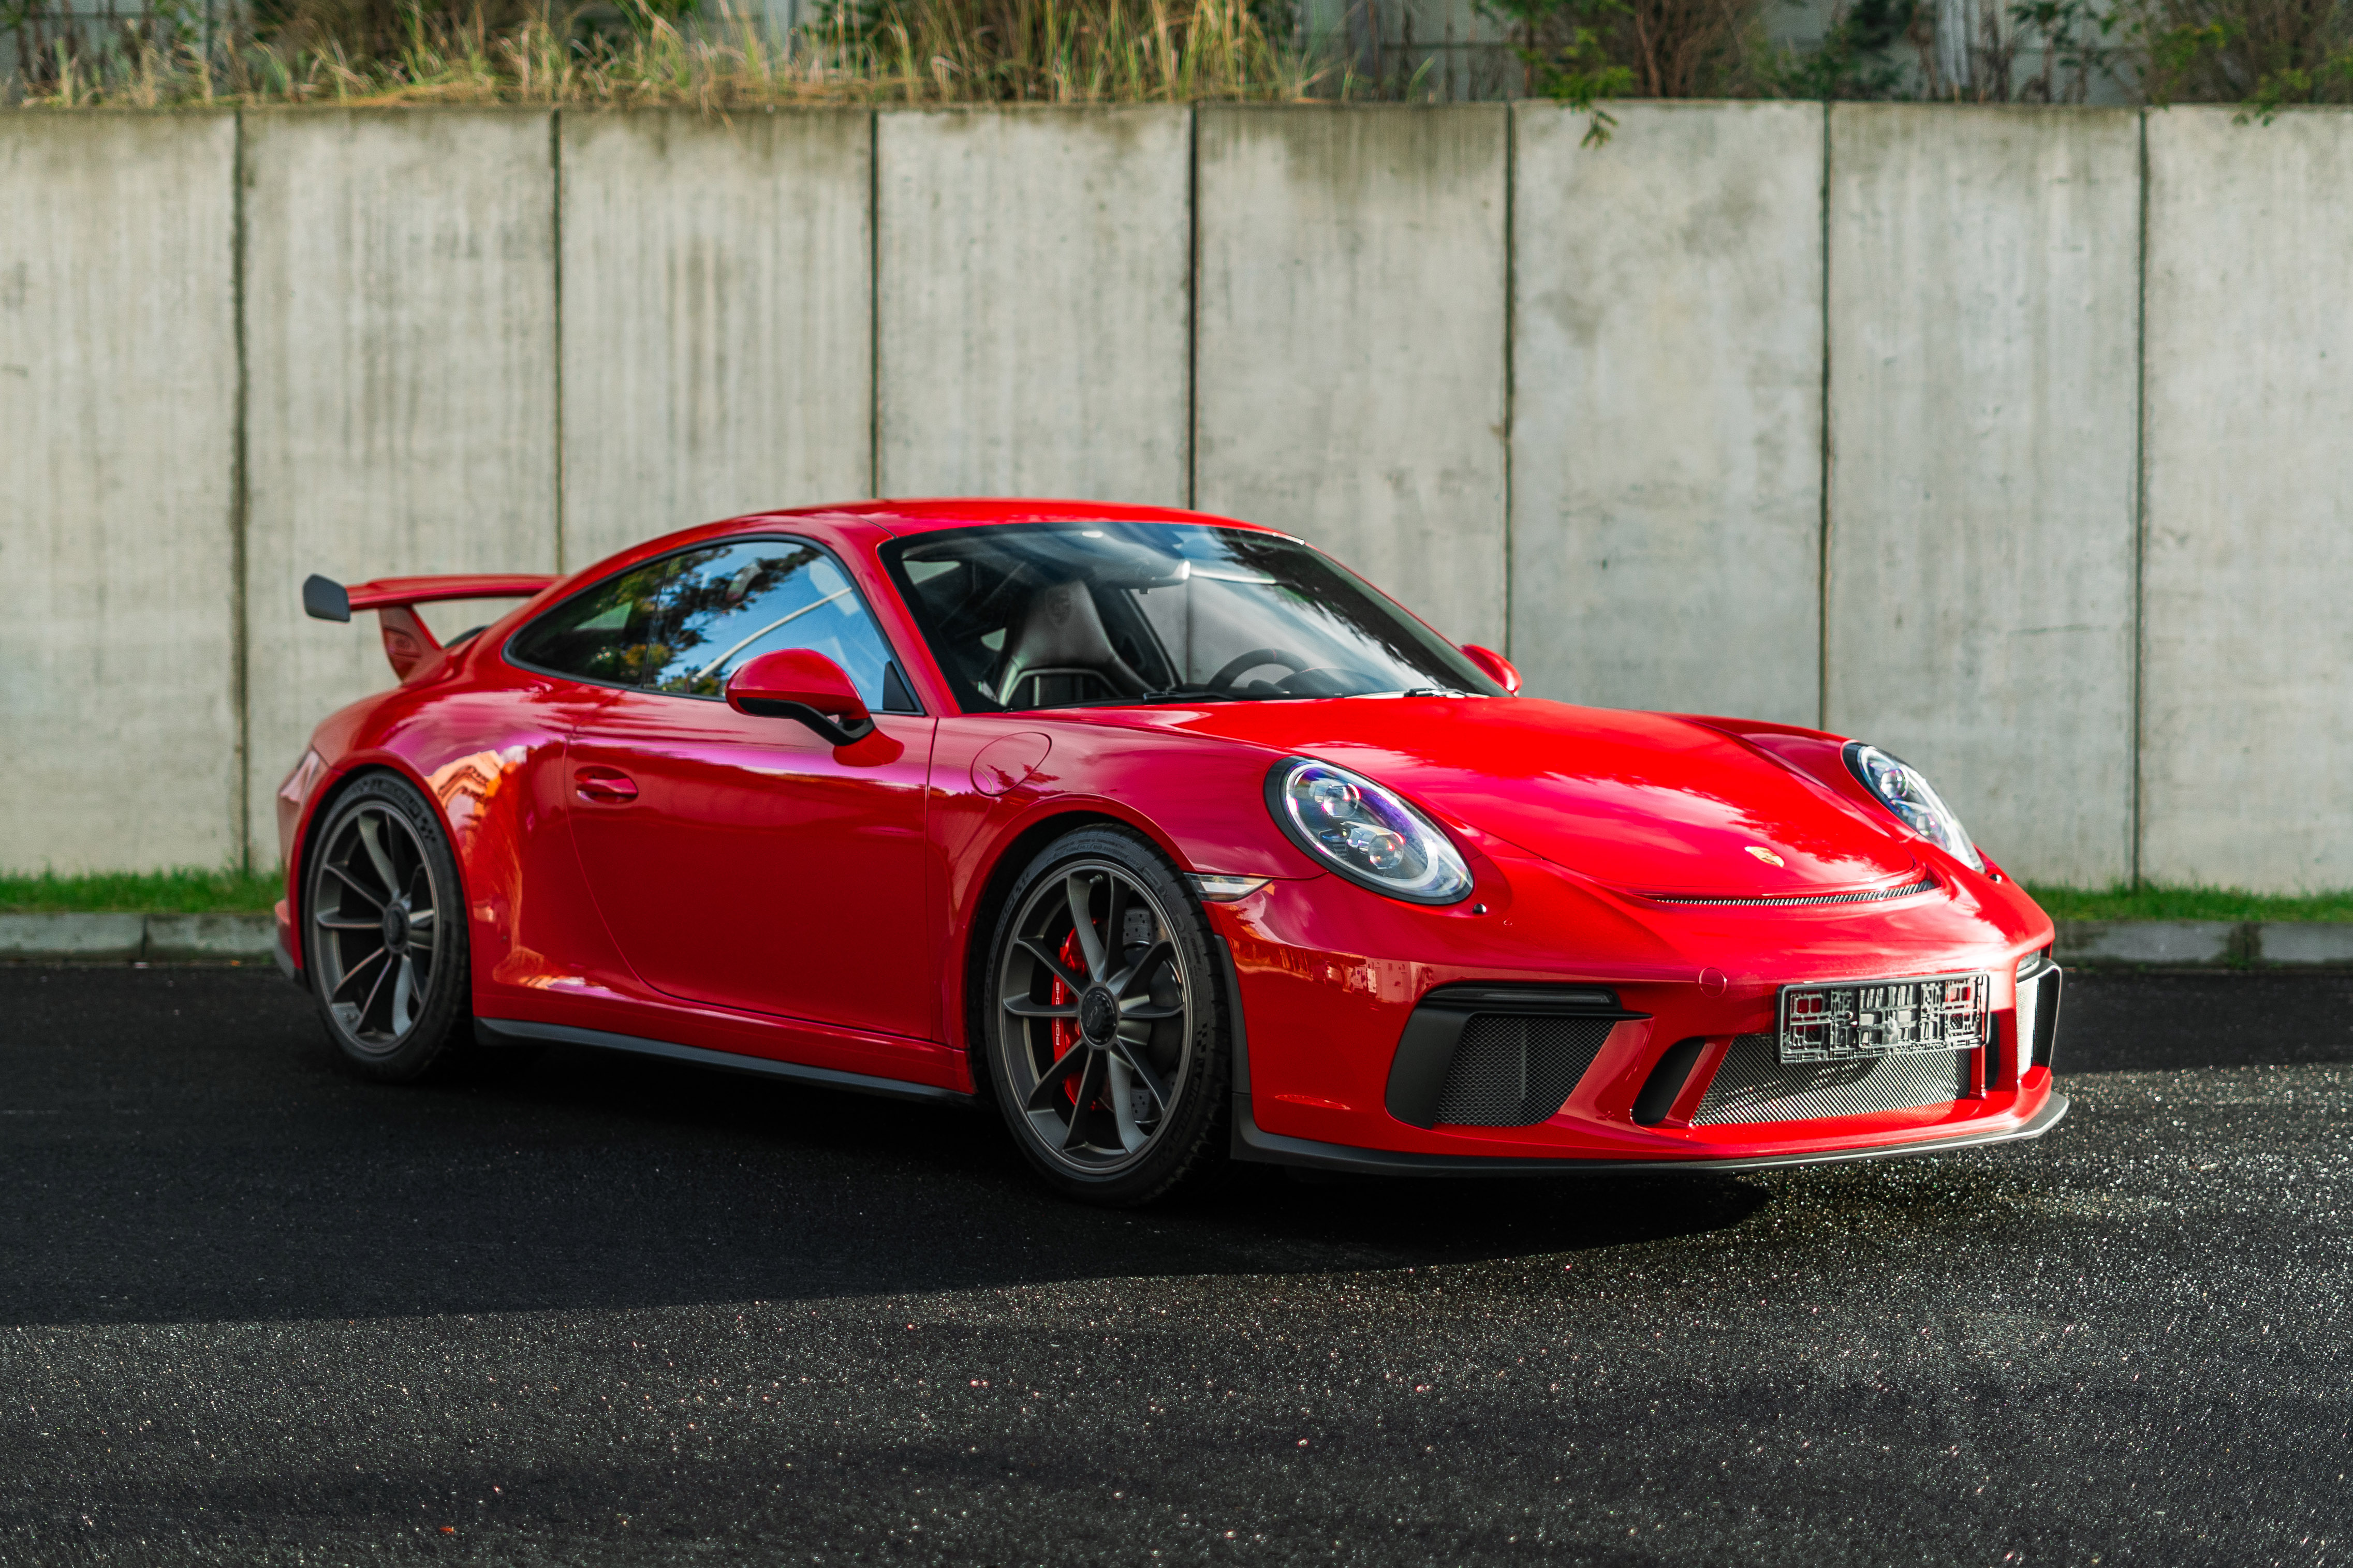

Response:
(281, 751), (463, 984)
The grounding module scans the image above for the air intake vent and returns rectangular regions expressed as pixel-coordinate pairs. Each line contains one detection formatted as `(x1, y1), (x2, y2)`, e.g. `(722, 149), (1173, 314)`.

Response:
(1692, 1033), (1969, 1126)
(1643, 872), (1936, 908)
(2018, 961), (2063, 1074)
(1433, 1014), (1616, 1127)
(1384, 986), (1645, 1130)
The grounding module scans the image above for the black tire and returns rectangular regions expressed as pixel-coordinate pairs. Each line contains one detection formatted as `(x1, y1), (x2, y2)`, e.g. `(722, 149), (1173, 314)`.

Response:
(302, 771), (472, 1082)
(981, 825), (1231, 1206)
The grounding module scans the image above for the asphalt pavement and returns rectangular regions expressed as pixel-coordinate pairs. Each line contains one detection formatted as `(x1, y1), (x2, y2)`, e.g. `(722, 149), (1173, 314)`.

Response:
(2, 964), (2349, 1566)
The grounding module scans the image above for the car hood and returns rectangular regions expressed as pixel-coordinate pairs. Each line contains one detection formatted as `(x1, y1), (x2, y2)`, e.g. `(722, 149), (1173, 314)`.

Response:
(1112, 697), (1924, 898)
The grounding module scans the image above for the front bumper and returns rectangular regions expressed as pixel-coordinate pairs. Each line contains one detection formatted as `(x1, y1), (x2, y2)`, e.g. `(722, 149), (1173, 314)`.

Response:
(1207, 856), (2065, 1171)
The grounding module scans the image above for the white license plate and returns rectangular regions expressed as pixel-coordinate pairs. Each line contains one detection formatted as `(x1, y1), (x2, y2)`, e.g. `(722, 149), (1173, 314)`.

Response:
(1777, 971), (1990, 1063)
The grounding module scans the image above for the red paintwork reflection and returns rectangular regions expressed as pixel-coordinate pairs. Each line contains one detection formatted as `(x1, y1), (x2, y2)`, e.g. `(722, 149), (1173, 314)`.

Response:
(280, 497), (2056, 1167)
(566, 693), (938, 1040)
(1092, 699), (1923, 898)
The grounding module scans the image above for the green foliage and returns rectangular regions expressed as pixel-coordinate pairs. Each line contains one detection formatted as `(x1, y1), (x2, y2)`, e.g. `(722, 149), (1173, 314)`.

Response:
(1476, 0), (1775, 142)
(0, 868), (283, 914)
(1755, 0), (2115, 100)
(9, 0), (2347, 132)
(2004, 0), (2117, 99)
(2023, 883), (2353, 924)
(1754, 0), (1915, 99)
(1477, 0), (1635, 141)
(2101, 0), (2353, 110)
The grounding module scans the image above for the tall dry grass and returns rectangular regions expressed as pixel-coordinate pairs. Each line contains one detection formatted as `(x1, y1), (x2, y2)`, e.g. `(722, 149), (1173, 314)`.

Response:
(17, 0), (1337, 107)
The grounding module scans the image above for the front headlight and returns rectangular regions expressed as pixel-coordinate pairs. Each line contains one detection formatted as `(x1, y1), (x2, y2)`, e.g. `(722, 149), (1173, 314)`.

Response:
(1844, 742), (1984, 872)
(1265, 757), (1473, 905)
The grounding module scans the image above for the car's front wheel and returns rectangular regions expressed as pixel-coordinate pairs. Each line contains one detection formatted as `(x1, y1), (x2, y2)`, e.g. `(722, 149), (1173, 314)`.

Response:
(303, 771), (472, 1082)
(982, 826), (1229, 1206)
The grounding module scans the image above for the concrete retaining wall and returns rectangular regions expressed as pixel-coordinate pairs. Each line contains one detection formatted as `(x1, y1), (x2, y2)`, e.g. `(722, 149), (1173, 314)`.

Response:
(1508, 100), (1823, 724)
(4, 103), (2350, 892)
(559, 109), (874, 570)
(0, 113), (242, 875)
(1196, 105), (1510, 648)
(240, 110), (561, 862)
(1825, 106), (2143, 889)
(2141, 109), (2353, 891)
(877, 107), (1191, 505)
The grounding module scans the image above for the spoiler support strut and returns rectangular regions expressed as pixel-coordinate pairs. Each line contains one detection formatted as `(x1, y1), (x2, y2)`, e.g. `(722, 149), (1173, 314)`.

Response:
(302, 572), (558, 681)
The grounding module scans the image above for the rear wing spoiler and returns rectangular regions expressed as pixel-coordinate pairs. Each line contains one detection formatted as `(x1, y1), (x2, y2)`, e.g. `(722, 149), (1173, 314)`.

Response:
(303, 572), (558, 681)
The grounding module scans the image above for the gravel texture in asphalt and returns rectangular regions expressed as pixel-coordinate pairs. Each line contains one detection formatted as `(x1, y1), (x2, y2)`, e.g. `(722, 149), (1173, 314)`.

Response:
(2, 966), (2350, 1566)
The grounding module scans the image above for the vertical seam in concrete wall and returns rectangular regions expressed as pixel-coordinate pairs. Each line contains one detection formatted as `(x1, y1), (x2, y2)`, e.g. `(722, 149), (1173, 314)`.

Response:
(550, 111), (569, 575)
(2131, 107), (2151, 887)
(550, 109), (567, 573)
(867, 109), (883, 500)
(1185, 105), (1200, 512)
(1815, 100), (1834, 732)
(231, 109), (253, 872)
(1501, 102), (1517, 658)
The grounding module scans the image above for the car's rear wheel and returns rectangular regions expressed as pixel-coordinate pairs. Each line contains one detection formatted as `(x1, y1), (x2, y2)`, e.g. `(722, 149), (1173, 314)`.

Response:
(303, 772), (471, 1082)
(983, 826), (1229, 1206)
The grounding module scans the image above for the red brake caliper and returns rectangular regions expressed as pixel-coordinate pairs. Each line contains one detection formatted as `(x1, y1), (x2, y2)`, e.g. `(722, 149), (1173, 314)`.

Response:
(1049, 929), (1089, 1107)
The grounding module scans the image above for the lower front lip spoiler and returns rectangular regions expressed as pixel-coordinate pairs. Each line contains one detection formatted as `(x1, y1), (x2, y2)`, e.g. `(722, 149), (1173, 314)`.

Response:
(1228, 1090), (2070, 1176)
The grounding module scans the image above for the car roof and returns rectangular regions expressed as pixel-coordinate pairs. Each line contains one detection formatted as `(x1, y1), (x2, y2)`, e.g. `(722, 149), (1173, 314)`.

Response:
(739, 497), (1284, 538)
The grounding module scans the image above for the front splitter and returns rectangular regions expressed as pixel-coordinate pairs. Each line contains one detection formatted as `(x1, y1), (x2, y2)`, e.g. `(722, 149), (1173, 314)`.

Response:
(1230, 1090), (2070, 1176)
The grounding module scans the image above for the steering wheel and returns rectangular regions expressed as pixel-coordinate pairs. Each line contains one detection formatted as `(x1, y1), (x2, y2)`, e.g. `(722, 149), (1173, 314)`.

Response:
(1206, 647), (1310, 693)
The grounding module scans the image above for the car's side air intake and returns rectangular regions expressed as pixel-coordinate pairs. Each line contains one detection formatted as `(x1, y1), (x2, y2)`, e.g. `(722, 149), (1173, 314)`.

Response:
(1434, 1014), (1619, 1127)
(1386, 986), (1644, 1130)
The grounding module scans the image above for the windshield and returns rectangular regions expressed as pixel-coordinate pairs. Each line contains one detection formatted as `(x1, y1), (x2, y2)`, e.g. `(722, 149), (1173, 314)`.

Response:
(879, 522), (1505, 712)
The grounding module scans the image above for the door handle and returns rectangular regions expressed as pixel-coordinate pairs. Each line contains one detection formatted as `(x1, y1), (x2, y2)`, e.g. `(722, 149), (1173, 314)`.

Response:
(574, 765), (639, 804)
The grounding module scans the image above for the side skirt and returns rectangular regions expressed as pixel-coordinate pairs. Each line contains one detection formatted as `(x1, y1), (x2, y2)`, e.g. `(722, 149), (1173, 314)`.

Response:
(274, 925), (303, 988)
(475, 1016), (977, 1108)
(1229, 1091), (2070, 1176)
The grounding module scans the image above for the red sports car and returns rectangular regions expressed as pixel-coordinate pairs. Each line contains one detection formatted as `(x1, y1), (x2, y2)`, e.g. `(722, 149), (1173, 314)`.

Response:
(277, 498), (2066, 1205)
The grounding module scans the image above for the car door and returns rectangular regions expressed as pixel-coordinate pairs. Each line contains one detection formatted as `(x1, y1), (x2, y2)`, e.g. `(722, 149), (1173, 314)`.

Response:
(510, 534), (937, 1042)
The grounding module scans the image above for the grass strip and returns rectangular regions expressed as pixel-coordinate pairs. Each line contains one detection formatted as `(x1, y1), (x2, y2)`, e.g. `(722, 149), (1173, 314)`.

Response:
(2024, 883), (2353, 924)
(5, 868), (2348, 924)
(0, 869), (283, 914)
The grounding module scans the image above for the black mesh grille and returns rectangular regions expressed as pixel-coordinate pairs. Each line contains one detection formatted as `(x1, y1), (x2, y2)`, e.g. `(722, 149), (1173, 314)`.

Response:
(1435, 1014), (1614, 1127)
(1643, 873), (1937, 908)
(1692, 1032), (1969, 1126)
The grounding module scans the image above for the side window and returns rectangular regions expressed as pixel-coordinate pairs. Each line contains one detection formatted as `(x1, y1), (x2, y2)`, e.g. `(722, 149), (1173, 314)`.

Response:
(509, 538), (910, 709)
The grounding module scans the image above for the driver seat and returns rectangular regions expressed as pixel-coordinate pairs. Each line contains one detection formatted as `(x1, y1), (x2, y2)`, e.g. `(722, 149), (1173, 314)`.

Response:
(990, 580), (1149, 709)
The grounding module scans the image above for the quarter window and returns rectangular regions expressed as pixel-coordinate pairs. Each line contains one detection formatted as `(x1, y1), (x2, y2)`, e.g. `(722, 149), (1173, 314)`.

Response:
(509, 538), (911, 709)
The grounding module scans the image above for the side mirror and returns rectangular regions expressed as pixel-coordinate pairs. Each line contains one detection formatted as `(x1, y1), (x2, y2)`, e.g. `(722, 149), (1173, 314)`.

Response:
(1460, 644), (1522, 696)
(726, 649), (876, 746)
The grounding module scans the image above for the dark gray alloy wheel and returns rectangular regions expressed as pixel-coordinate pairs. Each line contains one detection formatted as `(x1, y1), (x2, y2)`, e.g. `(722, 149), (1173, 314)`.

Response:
(303, 772), (472, 1082)
(984, 826), (1230, 1206)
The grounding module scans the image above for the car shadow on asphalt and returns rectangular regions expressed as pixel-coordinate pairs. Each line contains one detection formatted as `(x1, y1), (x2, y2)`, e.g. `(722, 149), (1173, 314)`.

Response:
(7, 965), (2348, 1330)
(0, 968), (1769, 1329)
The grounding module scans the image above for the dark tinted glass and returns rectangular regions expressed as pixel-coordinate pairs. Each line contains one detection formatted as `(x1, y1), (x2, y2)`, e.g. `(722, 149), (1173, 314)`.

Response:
(509, 538), (904, 707)
(879, 522), (1503, 713)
